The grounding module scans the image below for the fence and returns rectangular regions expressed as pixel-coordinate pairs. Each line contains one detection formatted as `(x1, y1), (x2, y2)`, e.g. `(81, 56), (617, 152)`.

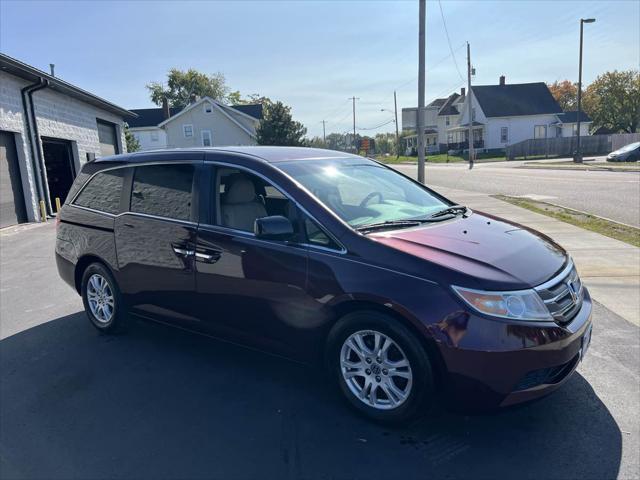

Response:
(505, 133), (640, 160)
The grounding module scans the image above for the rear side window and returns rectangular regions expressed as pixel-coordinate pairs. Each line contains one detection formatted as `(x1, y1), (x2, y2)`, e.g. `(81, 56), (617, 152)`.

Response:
(131, 164), (194, 221)
(73, 169), (125, 214)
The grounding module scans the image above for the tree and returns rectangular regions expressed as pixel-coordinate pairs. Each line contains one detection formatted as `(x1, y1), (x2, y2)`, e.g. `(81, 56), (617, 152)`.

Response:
(124, 125), (140, 153)
(548, 80), (578, 111)
(256, 101), (307, 146)
(146, 68), (233, 109)
(583, 70), (640, 133)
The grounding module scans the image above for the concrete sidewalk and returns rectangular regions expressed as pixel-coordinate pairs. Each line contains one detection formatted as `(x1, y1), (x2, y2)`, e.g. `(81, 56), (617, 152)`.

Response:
(437, 186), (640, 326)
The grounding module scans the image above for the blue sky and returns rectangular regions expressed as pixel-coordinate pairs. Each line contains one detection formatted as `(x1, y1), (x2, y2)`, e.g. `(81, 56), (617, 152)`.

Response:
(1, 0), (638, 138)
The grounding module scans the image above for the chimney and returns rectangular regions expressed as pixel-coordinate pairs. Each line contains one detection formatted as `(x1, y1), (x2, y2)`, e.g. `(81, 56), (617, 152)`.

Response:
(49, 63), (55, 77)
(499, 75), (506, 86)
(189, 93), (198, 104)
(162, 97), (170, 119)
(460, 87), (466, 97)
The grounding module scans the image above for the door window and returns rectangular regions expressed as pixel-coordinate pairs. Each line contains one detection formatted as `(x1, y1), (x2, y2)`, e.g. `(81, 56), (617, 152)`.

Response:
(74, 169), (125, 214)
(131, 164), (194, 221)
(215, 168), (297, 234)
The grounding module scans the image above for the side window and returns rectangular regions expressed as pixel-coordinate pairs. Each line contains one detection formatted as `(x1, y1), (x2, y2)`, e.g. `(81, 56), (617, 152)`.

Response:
(303, 217), (341, 250)
(73, 169), (125, 214)
(131, 164), (194, 221)
(216, 168), (295, 233)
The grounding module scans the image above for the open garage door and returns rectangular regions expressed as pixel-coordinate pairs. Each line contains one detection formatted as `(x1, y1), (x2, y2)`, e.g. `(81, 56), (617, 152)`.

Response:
(0, 131), (27, 228)
(42, 137), (75, 210)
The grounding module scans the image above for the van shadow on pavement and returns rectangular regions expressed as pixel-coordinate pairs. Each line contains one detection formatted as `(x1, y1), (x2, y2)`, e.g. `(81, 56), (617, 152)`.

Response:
(0, 312), (621, 480)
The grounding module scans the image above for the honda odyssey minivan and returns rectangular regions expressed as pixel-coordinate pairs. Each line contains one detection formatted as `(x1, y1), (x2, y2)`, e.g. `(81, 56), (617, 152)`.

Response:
(56, 147), (592, 423)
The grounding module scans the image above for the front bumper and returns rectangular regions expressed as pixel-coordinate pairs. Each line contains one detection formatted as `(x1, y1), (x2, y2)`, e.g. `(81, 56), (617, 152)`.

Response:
(439, 288), (593, 409)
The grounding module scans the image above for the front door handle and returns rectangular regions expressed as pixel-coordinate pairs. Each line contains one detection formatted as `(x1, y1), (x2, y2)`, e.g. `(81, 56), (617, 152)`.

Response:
(195, 250), (222, 263)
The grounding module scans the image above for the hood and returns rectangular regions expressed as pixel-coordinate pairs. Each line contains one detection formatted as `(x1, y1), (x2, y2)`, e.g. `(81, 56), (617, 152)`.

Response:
(369, 211), (567, 289)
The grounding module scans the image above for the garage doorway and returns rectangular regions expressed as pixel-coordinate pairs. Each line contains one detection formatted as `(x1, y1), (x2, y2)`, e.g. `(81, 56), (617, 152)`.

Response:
(42, 137), (76, 210)
(0, 131), (28, 228)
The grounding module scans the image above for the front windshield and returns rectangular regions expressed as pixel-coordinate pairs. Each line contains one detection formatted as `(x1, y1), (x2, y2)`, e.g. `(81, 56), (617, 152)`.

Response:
(279, 158), (449, 228)
(619, 142), (640, 153)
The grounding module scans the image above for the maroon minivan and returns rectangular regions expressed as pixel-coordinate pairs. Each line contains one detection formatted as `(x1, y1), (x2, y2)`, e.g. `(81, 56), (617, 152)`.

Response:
(55, 147), (592, 423)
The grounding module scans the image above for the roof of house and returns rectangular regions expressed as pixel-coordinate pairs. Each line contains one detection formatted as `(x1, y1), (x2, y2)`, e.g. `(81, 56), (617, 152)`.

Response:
(0, 52), (135, 118)
(438, 93), (461, 116)
(556, 111), (592, 123)
(471, 82), (562, 117)
(427, 98), (447, 108)
(128, 101), (263, 128)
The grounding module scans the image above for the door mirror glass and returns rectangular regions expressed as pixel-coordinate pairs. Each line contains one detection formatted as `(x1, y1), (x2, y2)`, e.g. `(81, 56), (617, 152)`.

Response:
(254, 215), (294, 240)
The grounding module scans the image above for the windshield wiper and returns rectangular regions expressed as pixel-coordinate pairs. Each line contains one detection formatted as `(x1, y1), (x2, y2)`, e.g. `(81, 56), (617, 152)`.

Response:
(355, 219), (424, 233)
(429, 205), (468, 219)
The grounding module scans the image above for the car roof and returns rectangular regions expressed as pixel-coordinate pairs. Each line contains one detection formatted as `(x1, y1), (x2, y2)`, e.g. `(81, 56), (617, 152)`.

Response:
(94, 146), (360, 165)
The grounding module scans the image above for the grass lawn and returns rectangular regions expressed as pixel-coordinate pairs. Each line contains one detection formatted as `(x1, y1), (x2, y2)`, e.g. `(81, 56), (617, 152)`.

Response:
(376, 153), (505, 164)
(495, 195), (640, 247)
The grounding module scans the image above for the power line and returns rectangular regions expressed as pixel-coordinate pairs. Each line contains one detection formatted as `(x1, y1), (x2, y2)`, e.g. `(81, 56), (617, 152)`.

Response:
(438, 0), (465, 83)
(357, 119), (396, 131)
(393, 42), (466, 92)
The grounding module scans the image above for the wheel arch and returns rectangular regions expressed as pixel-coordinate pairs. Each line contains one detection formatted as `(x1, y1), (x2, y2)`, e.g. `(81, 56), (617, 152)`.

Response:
(326, 299), (448, 389)
(74, 255), (116, 294)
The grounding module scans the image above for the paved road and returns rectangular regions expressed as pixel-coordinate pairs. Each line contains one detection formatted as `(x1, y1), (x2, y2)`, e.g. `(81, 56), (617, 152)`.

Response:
(1, 224), (639, 479)
(393, 161), (640, 227)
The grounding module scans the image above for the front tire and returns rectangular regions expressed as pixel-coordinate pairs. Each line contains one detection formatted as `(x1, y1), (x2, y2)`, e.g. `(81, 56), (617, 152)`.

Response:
(81, 262), (127, 333)
(327, 311), (435, 424)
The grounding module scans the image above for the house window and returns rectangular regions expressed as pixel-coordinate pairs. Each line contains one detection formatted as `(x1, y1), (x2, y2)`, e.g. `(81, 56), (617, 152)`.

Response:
(534, 125), (547, 139)
(500, 127), (509, 143)
(445, 116), (450, 126)
(472, 108), (476, 121)
(204, 103), (213, 114)
(447, 133), (453, 144)
(572, 124), (578, 136)
(201, 130), (212, 147)
(183, 124), (193, 138)
(150, 130), (159, 142)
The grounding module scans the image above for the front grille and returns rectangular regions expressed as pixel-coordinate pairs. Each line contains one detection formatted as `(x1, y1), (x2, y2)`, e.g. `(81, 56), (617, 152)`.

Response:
(535, 261), (584, 324)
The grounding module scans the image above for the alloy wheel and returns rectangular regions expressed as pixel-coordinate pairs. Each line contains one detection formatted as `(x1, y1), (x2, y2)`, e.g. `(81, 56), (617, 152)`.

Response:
(340, 330), (413, 410)
(86, 273), (115, 324)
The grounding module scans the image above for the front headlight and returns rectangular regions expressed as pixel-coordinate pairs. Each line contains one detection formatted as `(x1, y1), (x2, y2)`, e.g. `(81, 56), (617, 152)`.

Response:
(452, 286), (552, 321)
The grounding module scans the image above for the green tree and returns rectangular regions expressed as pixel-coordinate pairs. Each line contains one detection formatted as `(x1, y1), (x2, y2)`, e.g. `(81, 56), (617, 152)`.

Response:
(147, 68), (232, 109)
(548, 80), (578, 111)
(124, 125), (140, 153)
(256, 101), (307, 146)
(583, 70), (640, 133)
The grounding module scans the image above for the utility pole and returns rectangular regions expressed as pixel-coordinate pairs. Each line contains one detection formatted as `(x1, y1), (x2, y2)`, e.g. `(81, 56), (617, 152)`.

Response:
(393, 90), (400, 159)
(417, 0), (426, 183)
(321, 120), (327, 145)
(350, 96), (359, 153)
(467, 42), (474, 170)
(575, 18), (596, 163)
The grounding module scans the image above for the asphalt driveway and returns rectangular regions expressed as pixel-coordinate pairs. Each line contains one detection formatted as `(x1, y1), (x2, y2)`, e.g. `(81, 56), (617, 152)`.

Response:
(1, 223), (639, 480)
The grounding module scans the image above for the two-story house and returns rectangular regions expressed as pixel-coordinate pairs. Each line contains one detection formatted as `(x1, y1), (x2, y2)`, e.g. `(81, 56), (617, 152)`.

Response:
(128, 97), (263, 151)
(402, 76), (592, 155)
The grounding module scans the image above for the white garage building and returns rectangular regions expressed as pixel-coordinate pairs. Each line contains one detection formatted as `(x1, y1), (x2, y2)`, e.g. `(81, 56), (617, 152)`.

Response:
(0, 53), (135, 227)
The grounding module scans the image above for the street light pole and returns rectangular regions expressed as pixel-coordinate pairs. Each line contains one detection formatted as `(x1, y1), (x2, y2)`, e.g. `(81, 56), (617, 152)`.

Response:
(394, 90), (400, 160)
(574, 17), (595, 163)
(417, 0), (426, 183)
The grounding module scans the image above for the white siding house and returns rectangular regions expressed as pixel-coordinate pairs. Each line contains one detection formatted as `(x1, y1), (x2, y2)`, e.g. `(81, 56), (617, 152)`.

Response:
(402, 77), (592, 154)
(128, 97), (262, 151)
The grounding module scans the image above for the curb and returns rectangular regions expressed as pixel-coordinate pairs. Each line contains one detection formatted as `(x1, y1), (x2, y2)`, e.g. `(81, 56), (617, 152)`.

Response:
(494, 195), (640, 231)
(515, 165), (639, 173)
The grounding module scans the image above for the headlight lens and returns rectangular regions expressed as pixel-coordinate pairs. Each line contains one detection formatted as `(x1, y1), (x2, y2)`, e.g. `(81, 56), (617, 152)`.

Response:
(452, 286), (552, 321)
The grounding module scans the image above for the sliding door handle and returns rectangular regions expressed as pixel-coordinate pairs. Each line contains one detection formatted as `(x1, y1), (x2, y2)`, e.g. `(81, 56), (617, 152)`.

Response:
(172, 245), (195, 257)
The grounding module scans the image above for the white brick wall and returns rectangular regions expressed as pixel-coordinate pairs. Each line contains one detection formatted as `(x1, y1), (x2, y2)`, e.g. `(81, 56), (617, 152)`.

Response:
(0, 71), (128, 221)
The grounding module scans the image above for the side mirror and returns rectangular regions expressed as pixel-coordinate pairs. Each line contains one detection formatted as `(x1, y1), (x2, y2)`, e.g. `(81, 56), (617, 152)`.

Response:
(254, 215), (294, 240)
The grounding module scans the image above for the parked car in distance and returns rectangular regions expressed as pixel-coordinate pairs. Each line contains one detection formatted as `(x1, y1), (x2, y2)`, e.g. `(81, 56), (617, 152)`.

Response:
(607, 141), (640, 162)
(55, 147), (592, 423)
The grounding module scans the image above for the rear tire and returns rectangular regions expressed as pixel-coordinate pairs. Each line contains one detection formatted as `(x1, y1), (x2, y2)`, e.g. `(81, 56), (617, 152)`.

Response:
(326, 310), (435, 424)
(81, 262), (127, 333)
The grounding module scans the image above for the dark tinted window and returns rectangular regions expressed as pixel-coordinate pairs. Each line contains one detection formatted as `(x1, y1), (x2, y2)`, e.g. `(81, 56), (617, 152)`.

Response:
(131, 164), (194, 221)
(73, 169), (124, 214)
